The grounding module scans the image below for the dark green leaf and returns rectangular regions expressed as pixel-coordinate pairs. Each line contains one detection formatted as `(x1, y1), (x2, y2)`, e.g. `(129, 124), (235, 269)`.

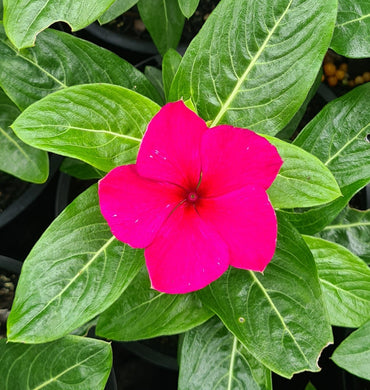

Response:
(162, 48), (182, 101)
(0, 0), (3, 20)
(98, 0), (138, 25)
(0, 88), (48, 182)
(330, 0), (370, 58)
(96, 267), (212, 341)
(0, 24), (161, 110)
(7, 185), (144, 343)
(3, 0), (115, 49)
(0, 336), (112, 390)
(332, 320), (370, 380)
(281, 83), (370, 233)
(305, 382), (317, 390)
(11, 84), (160, 172)
(170, 0), (337, 135)
(178, 317), (272, 390)
(317, 207), (370, 264)
(60, 158), (105, 180)
(145, 66), (165, 104)
(178, 0), (200, 18)
(303, 236), (370, 328)
(138, 0), (185, 56)
(265, 136), (341, 208)
(198, 214), (332, 378)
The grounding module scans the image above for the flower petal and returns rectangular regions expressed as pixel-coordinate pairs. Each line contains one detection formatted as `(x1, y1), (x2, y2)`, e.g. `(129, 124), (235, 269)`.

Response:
(137, 101), (208, 189)
(199, 126), (283, 197)
(145, 203), (229, 294)
(197, 185), (277, 272)
(99, 165), (184, 248)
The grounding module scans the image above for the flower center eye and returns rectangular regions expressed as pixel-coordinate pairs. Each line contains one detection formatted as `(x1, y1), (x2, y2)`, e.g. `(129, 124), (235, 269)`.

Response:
(187, 192), (198, 202)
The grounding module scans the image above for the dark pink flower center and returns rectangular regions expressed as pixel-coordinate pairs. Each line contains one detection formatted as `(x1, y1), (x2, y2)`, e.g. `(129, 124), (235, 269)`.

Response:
(187, 191), (198, 203)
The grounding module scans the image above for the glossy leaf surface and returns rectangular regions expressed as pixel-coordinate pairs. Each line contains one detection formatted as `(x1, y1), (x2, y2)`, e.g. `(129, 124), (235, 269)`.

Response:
(198, 214), (332, 378)
(0, 88), (48, 182)
(7, 185), (144, 343)
(318, 207), (370, 264)
(3, 0), (115, 49)
(12, 84), (160, 172)
(145, 66), (165, 104)
(170, 0), (337, 135)
(162, 49), (182, 101)
(60, 158), (105, 180)
(282, 83), (370, 233)
(178, 317), (272, 390)
(330, 0), (370, 58)
(265, 136), (341, 208)
(178, 0), (200, 18)
(332, 320), (370, 381)
(0, 25), (161, 111)
(303, 236), (370, 328)
(0, 336), (112, 390)
(138, 0), (185, 55)
(98, 0), (138, 25)
(96, 267), (212, 341)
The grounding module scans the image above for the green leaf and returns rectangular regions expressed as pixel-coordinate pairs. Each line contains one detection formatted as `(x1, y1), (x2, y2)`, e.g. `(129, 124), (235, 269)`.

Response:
(332, 320), (370, 381)
(178, 0), (199, 18)
(0, 336), (112, 390)
(318, 207), (370, 264)
(7, 185), (144, 343)
(3, 0), (116, 49)
(265, 136), (341, 208)
(198, 214), (332, 378)
(0, 24), (161, 111)
(330, 0), (370, 58)
(96, 267), (212, 341)
(98, 0), (138, 25)
(281, 83), (370, 233)
(303, 235), (370, 328)
(170, 0), (337, 135)
(145, 66), (165, 104)
(11, 84), (160, 172)
(178, 317), (272, 390)
(60, 158), (105, 180)
(0, 88), (48, 183)
(305, 382), (317, 390)
(162, 48), (182, 102)
(0, 0), (3, 20)
(137, 0), (185, 56)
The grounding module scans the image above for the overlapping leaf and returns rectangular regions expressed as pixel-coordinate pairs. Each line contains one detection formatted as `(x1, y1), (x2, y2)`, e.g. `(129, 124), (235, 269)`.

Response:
(11, 84), (160, 172)
(178, 317), (272, 390)
(0, 336), (112, 390)
(198, 214), (332, 378)
(303, 236), (370, 328)
(0, 24), (161, 111)
(178, 0), (200, 18)
(96, 267), (212, 341)
(3, 0), (115, 49)
(170, 0), (337, 135)
(60, 158), (105, 180)
(98, 0), (138, 25)
(162, 49), (182, 101)
(7, 185), (144, 343)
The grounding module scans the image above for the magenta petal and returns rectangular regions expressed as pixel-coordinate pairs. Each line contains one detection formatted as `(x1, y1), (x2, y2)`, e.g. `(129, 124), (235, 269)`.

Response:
(137, 101), (208, 189)
(197, 186), (277, 272)
(99, 165), (184, 248)
(145, 203), (229, 294)
(199, 126), (283, 197)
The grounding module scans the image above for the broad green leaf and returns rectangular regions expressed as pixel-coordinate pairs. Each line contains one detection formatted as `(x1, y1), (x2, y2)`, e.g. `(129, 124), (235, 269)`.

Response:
(170, 0), (337, 135)
(7, 185), (144, 343)
(11, 84), (160, 172)
(0, 24), (161, 111)
(98, 0), (138, 25)
(330, 0), (370, 58)
(137, 0), (185, 56)
(0, 336), (112, 390)
(0, 88), (48, 183)
(96, 267), (212, 341)
(332, 320), (370, 381)
(198, 214), (332, 378)
(162, 49), (182, 101)
(60, 158), (105, 180)
(281, 83), (370, 233)
(318, 207), (370, 264)
(178, 317), (272, 390)
(178, 0), (199, 18)
(303, 236), (370, 328)
(3, 0), (116, 49)
(145, 66), (165, 104)
(265, 136), (341, 208)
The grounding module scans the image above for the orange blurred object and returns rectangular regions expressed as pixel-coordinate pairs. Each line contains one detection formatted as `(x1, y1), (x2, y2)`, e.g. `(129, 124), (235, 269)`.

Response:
(327, 76), (338, 87)
(335, 69), (345, 80)
(363, 72), (370, 82)
(324, 63), (336, 76)
(355, 75), (364, 85)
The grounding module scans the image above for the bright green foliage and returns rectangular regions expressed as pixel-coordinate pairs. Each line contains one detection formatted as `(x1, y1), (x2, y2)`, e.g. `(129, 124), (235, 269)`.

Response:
(162, 49), (182, 101)
(98, 0), (138, 24)
(178, 0), (200, 18)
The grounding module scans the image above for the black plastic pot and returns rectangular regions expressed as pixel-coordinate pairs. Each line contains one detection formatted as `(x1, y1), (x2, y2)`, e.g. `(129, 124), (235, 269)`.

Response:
(0, 255), (22, 275)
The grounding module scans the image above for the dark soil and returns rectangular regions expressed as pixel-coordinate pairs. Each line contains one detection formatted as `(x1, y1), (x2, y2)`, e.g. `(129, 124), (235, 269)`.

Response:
(0, 269), (18, 338)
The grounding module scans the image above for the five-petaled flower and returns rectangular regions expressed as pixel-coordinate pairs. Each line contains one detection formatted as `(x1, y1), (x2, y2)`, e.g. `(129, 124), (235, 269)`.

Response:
(99, 101), (283, 294)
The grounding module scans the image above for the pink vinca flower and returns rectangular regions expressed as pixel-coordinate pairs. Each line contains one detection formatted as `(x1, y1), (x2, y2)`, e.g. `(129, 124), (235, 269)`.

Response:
(99, 101), (283, 294)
